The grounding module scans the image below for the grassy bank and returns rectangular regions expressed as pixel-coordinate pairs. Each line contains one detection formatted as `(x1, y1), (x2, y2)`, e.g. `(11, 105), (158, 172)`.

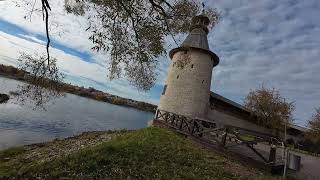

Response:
(0, 128), (277, 179)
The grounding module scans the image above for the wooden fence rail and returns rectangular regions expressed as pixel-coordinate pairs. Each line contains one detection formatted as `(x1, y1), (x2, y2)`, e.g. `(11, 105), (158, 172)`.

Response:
(154, 109), (285, 165)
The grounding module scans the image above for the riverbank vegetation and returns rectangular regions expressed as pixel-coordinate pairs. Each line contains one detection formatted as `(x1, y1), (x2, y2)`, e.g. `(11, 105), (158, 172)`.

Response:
(0, 64), (156, 112)
(0, 94), (9, 104)
(0, 127), (277, 180)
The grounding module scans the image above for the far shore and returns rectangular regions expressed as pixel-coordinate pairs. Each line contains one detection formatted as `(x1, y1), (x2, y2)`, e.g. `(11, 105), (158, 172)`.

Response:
(0, 64), (157, 113)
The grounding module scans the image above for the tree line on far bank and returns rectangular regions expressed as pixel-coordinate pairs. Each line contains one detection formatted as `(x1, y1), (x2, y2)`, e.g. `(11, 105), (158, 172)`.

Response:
(0, 63), (156, 112)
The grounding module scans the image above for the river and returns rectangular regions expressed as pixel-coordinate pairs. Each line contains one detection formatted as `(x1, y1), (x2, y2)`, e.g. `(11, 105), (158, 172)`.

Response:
(0, 76), (154, 150)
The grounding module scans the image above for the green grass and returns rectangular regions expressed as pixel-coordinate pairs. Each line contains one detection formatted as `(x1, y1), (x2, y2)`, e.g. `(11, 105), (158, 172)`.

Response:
(239, 134), (256, 142)
(0, 147), (26, 160)
(0, 128), (276, 180)
(288, 147), (320, 158)
(0, 146), (29, 178)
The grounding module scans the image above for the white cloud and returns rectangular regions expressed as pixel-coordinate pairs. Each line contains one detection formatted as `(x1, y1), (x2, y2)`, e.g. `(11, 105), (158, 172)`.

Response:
(0, 31), (156, 104)
(0, 0), (320, 126)
(0, 0), (93, 52)
(206, 0), (320, 126)
(19, 34), (46, 44)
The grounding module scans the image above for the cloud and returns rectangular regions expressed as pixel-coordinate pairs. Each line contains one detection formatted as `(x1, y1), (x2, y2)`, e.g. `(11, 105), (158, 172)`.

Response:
(206, 0), (320, 126)
(0, 0), (320, 126)
(0, 31), (160, 104)
(0, 0), (92, 51)
(18, 34), (46, 44)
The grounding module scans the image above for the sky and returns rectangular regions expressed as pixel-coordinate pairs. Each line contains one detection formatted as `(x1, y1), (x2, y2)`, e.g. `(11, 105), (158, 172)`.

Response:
(0, 0), (319, 127)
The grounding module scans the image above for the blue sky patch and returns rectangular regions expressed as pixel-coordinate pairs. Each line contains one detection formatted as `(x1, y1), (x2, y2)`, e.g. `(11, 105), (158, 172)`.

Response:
(0, 18), (93, 63)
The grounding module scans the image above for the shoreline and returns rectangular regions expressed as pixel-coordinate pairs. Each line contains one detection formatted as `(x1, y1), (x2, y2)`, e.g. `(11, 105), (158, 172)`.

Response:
(0, 64), (157, 113)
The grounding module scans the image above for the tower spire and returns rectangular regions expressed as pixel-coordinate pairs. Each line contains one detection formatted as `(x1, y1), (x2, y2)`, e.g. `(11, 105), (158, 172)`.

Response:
(169, 14), (219, 66)
(202, 2), (205, 14)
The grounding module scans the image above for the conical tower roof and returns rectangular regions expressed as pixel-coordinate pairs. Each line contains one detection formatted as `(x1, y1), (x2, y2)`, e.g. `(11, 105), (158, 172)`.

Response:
(169, 15), (219, 67)
(181, 15), (210, 50)
(181, 28), (210, 50)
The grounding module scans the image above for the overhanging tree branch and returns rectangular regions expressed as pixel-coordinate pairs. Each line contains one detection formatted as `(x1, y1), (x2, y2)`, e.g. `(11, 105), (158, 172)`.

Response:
(19, 0), (220, 91)
(41, 0), (51, 64)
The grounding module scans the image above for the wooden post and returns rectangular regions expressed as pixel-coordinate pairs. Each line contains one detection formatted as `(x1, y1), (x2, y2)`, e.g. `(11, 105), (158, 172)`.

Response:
(268, 144), (277, 164)
(154, 109), (159, 120)
(221, 128), (228, 147)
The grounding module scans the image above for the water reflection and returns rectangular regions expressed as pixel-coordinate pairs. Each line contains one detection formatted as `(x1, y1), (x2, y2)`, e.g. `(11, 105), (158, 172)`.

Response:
(0, 77), (154, 149)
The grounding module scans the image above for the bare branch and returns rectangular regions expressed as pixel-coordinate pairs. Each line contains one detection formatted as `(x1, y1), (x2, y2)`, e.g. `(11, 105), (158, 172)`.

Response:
(41, 0), (51, 64)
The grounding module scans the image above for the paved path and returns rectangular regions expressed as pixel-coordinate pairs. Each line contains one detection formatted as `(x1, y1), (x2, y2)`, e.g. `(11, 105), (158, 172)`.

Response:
(289, 151), (320, 180)
(224, 140), (320, 180)
(203, 130), (319, 179)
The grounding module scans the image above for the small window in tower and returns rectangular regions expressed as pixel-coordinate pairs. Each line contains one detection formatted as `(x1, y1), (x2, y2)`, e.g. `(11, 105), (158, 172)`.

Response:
(191, 64), (194, 68)
(202, 80), (205, 84)
(162, 85), (167, 95)
(173, 62), (176, 67)
(177, 75), (179, 79)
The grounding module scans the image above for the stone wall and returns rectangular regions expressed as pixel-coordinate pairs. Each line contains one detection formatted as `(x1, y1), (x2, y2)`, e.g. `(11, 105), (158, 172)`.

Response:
(208, 108), (276, 136)
(208, 107), (304, 142)
(158, 50), (214, 119)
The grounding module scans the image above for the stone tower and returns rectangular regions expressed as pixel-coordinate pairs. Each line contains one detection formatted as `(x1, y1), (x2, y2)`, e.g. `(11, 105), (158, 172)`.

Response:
(158, 15), (219, 119)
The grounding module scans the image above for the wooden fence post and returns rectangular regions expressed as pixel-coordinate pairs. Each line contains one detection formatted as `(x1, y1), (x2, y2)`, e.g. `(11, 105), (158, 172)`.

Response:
(268, 144), (277, 164)
(221, 128), (228, 147)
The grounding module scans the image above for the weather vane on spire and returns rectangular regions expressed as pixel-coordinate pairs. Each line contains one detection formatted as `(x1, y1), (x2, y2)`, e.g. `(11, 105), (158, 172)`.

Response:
(202, 2), (205, 14)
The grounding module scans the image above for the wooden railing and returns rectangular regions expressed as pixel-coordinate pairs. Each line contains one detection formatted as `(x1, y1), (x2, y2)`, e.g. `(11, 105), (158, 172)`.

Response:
(154, 109), (284, 165)
(154, 109), (220, 137)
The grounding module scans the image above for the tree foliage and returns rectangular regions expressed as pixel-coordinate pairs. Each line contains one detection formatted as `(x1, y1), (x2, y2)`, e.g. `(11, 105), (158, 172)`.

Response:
(305, 108), (320, 144)
(18, 0), (220, 90)
(13, 0), (220, 108)
(63, 0), (220, 90)
(244, 86), (295, 129)
(13, 53), (65, 109)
